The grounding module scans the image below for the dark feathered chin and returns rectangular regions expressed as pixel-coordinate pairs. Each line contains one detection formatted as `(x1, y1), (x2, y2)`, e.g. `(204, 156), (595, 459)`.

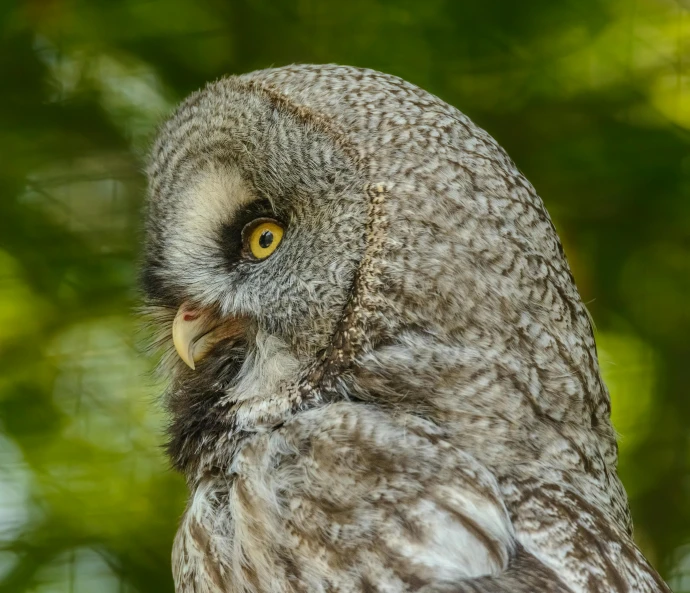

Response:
(174, 336), (249, 396)
(165, 336), (249, 473)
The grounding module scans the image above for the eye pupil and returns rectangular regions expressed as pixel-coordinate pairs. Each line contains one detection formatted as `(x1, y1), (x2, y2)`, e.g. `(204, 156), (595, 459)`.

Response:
(244, 219), (283, 260)
(258, 230), (273, 249)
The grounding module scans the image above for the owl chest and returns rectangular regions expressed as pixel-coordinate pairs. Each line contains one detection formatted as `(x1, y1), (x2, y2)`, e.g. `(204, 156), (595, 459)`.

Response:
(172, 407), (515, 593)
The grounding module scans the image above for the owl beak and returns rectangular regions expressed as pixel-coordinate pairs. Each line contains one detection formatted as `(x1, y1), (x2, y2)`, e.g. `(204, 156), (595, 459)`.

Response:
(172, 304), (218, 370)
(172, 303), (245, 370)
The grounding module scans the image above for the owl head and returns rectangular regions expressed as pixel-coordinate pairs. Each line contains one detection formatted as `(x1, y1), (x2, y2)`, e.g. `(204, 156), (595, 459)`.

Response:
(143, 66), (619, 506)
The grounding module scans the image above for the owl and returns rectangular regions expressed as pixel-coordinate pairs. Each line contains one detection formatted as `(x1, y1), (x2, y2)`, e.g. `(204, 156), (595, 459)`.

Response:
(142, 65), (671, 593)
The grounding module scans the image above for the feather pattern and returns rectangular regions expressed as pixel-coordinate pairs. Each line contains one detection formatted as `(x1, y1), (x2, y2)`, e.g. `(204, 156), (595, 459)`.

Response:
(141, 65), (671, 592)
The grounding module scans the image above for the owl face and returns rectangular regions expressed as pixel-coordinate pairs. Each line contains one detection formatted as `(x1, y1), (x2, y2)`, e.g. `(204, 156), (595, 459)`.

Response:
(143, 82), (368, 389)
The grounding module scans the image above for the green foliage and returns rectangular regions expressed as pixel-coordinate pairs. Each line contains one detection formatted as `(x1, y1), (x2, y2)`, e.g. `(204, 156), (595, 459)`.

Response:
(0, 0), (688, 590)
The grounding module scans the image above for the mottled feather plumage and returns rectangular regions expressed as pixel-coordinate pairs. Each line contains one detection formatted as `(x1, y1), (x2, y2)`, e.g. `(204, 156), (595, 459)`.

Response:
(142, 64), (670, 593)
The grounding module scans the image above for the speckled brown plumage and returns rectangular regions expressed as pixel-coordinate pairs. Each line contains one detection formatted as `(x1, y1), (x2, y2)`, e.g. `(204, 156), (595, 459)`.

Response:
(142, 64), (670, 593)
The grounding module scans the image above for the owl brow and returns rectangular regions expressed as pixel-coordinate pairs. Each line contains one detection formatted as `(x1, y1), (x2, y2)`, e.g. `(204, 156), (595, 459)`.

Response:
(217, 197), (277, 264)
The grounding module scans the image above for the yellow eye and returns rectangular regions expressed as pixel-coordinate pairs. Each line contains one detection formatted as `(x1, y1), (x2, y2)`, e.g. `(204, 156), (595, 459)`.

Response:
(244, 219), (284, 260)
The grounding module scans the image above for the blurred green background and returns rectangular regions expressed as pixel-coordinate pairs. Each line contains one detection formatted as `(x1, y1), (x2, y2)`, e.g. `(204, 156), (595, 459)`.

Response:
(0, 0), (688, 591)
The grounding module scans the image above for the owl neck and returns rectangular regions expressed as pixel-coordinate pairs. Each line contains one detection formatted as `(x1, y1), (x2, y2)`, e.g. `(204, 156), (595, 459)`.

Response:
(341, 326), (630, 527)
